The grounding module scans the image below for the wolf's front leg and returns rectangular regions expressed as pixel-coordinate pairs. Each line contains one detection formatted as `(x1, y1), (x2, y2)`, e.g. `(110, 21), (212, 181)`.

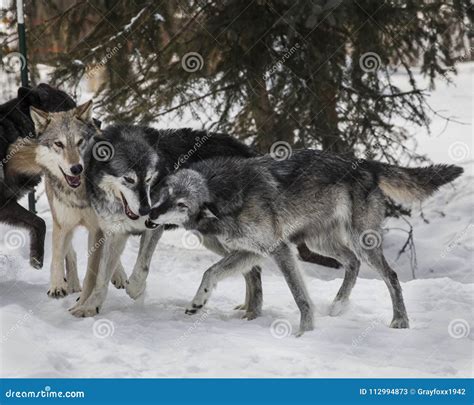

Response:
(48, 224), (73, 298)
(185, 251), (261, 315)
(70, 233), (128, 317)
(126, 228), (163, 299)
(65, 241), (81, 294)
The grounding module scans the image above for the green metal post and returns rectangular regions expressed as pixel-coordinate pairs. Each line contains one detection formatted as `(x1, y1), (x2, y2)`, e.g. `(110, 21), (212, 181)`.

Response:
(16, 0), (35, 213)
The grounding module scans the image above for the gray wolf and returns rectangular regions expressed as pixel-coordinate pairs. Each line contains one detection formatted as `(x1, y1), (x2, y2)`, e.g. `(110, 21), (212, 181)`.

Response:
(69, 124), (266, 317)
(145, 150), (463, 335)
(0, 84), (76, 269)
(24, 102), (127, 298)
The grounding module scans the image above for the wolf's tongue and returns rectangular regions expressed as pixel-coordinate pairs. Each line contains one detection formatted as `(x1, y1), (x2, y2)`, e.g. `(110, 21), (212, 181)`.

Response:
(66, 175), (81, 187)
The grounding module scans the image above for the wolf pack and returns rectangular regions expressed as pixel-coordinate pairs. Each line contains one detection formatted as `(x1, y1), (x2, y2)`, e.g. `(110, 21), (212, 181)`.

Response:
(0, 84), (463, 336)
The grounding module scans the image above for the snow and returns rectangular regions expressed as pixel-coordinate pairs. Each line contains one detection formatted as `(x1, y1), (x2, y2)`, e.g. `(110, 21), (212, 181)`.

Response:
(153, 13), (165, 22)
(0, 65), (473, 378)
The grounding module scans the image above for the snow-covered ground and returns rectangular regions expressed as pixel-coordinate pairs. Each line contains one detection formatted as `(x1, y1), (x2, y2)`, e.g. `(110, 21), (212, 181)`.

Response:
(0, 65), (472, 378)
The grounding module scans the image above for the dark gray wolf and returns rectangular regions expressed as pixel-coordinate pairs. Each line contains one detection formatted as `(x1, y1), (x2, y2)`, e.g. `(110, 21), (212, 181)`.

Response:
(145, 150), (463, 335)
(0, 84), (76, 268)
(69, 125), (266, 317)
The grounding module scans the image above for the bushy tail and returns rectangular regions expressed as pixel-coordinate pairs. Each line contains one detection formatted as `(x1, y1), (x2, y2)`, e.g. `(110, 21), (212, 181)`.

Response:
(376, 163), (463, 204)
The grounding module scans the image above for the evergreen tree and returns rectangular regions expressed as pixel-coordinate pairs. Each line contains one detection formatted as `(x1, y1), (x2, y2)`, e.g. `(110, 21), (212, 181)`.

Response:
(7, 0), (469, 161)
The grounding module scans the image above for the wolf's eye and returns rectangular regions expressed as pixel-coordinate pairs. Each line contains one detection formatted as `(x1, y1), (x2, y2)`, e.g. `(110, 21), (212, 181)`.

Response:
(77, 138), (84, 147)
(124, 176), (136, 184)
(54, 141), (64, 148)
(177, 202), (188, 210)
(145, 177), (152, 183)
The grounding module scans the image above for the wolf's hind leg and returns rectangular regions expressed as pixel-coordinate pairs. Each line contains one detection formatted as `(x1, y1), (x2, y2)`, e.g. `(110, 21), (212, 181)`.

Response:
(240, 266), (263, 320)
(326, 245), (360, 316)
(363, 247), (409, 328)
(65, 243), (81, 293)
(272, 244), (314, 336)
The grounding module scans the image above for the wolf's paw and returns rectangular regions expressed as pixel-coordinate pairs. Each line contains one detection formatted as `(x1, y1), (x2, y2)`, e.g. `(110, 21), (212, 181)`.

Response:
(242, 309), (261, 321)
(111, 269), (128, 289)
(185, 300), (207, 315)
(69, 304), (100, 318)
(125, 277), (146, 300)
(329, 299), (348, 317)
(390, 318), (410, 329)
(234, 303), (247, 311)
(295, 323), (314, 337)
(47, 280), (68, 298)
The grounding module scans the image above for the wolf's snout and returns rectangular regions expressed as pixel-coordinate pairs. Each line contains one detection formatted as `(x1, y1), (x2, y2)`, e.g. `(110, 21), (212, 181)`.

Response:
(149, 207), (159, 220)
(70, 164), (83, 175)
(139, 205), (151, 216)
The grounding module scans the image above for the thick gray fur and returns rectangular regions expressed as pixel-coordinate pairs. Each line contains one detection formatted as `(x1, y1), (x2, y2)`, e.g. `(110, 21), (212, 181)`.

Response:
(148, 150), (463, 334)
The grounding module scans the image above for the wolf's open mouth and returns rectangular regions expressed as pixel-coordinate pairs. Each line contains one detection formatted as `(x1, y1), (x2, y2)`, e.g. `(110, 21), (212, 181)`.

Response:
(59, 167), (81, 188)
(121, 193), (139, 220)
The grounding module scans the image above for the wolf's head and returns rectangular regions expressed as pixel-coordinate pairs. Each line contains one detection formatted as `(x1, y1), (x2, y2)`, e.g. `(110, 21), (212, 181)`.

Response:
(88, 126), (160, 221)
(146, 169), (215, 229)
(30, 100), (99, 189)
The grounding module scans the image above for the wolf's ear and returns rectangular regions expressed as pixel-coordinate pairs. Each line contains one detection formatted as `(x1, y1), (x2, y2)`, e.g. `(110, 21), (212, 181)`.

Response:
(75, 100), (93, 121)
(30, 106), (50, 134)
(201, 202), (219, 219)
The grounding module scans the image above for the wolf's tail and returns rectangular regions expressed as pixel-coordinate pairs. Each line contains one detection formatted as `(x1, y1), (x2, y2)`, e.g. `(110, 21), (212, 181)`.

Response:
(374, 163), (463, 204)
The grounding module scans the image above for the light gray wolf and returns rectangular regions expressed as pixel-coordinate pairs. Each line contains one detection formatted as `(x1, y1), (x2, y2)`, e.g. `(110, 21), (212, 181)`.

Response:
(0, 84), (76, 269)
(68, 124), (265, 317)
(145, 150), (463, 335)
(26, 102), (128, 298)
